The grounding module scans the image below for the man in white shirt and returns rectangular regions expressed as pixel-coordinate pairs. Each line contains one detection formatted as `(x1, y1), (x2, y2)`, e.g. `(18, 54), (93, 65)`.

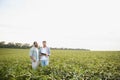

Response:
(29, 41), (39, 70)
(39, 41), (50, 66)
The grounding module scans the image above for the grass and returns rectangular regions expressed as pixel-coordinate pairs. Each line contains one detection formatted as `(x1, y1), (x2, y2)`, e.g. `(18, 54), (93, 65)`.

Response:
(0, 48), (120, 80)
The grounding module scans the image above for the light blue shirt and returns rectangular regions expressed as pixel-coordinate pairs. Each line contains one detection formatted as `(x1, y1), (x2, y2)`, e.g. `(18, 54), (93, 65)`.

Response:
(30, 47), (39, 61)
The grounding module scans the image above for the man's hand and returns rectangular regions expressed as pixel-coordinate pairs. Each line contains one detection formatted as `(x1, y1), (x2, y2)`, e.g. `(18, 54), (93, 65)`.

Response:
(30, 56), (36, 62)
(33, 59), (36, 62)
(46, 54), (49, 56)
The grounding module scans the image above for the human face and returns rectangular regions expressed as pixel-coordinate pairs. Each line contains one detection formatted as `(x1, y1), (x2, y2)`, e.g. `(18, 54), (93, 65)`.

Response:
(34, 42), (38, 48)
(42, 42), (46, 47)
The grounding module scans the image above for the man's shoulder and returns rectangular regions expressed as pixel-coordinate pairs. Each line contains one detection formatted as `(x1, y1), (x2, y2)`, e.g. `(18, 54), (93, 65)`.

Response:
(46, 47), (50, 50)
(40, 47), (50, 50)
(30, 47), (35, 50)
(44, 46), (49, 49)
(40, 47), (49, 49)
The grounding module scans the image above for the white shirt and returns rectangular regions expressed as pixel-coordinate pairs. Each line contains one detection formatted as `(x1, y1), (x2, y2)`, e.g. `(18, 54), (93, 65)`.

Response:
(41, 47), (47, 54)
(40, 47), (48, 60)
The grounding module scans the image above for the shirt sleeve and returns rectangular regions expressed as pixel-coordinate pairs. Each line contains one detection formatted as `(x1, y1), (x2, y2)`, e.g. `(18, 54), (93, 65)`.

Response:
(29, 48), (33, 56)
(39, 48), (41, 55)
(47, 47), (51, 55)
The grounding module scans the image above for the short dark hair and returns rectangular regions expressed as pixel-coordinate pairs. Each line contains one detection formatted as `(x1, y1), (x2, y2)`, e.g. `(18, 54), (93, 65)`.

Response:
(42, 41), (46, 43)
(33, 41), (37, 45)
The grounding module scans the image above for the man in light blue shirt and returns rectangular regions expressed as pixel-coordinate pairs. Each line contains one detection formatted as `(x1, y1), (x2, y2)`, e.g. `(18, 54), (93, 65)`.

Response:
(39, 41), (51, 66)
(29, 41), (39, 69)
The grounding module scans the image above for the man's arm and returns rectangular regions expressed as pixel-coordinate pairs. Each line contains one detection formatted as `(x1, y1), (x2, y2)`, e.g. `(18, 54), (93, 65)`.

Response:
(30, 56), (36, 62)
(39, 48), (42, 57)
(29, 48), (36, 62)
(47, 47), (51, 56)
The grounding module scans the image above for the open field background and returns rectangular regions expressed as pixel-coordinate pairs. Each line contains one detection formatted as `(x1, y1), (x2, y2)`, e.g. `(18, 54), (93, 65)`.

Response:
(0, 48), (120, 80)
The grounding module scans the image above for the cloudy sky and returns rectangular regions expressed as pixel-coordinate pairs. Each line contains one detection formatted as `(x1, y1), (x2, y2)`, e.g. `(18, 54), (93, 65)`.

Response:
(0, 0), (120, 50)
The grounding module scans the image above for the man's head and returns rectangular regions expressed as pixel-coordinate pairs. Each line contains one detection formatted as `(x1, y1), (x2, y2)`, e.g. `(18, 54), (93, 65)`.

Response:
(42, 41), (47, 47)
(33, 41), (38, 48)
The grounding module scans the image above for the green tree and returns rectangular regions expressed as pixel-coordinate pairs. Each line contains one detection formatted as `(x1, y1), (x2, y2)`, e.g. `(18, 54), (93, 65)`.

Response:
(0, 41), (5, 48)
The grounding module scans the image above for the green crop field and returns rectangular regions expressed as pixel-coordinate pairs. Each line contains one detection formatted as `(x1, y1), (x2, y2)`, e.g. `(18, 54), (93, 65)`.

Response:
(0, 48), (120, 80)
